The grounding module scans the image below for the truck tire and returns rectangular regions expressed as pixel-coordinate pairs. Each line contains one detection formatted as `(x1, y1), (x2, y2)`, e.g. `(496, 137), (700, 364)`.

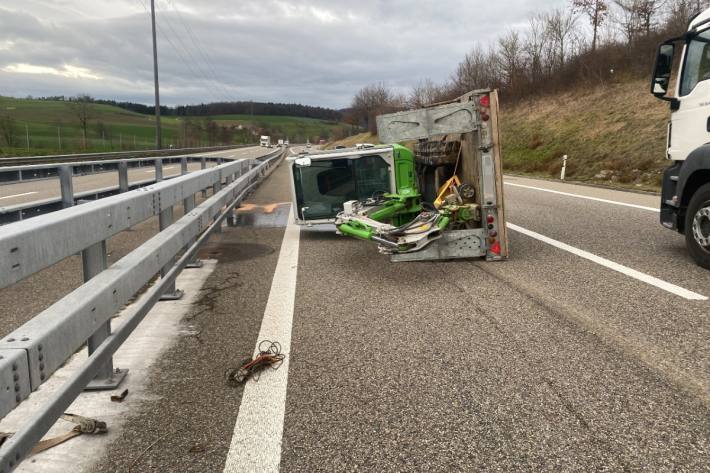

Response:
(685, 183), (710, 270)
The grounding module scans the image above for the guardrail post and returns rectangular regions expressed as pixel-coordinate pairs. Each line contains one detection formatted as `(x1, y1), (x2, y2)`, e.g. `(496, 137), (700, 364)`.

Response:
(226, 174), (237, 227)
(212, 177), (223, 233)
(159, 205), (184, 300)
(83, 240), (128, 390)
(155, 158), (163, 182)
(183, 192), (203, 269)
(58, 165), (74, 208)
(201, 157), (207, 198)
(118, 161), (129, 193)
(181, 157), (188, 175)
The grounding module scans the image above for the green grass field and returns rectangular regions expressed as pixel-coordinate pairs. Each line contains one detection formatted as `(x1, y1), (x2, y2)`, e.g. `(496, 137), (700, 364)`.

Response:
(210, 114), (343, 142)
(0, 96), (346, 156)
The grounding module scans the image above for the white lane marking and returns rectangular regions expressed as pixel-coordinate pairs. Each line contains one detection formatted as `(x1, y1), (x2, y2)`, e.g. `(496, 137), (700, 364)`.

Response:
(223, 211), (300, 473)
(0, 191), (38, 200)
(507, 222), (707, 301)
(505, 182), (659, 212)
(144, 166), (175, 173)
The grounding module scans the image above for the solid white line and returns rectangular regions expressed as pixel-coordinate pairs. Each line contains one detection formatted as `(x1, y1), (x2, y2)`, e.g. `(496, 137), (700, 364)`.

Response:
(507, 222), (707, 301)
(0, 191), (38, 200)
(223, 211), (301, 473)
(144, 166), (175, 173)
(504, 182), (659, 212)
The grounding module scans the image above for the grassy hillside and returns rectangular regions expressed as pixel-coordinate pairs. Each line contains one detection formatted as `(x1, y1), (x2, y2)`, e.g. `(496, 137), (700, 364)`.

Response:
(501, 79), (669, 190)
(0, 96), (347, 156)
(0, 96), (185, 155)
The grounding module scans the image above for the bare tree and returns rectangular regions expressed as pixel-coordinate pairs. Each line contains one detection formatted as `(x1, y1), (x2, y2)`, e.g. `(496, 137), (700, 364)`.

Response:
(451, 44), (500, 95)
(572, 0), (609, 51)
(351, 82), (404, 134)
(408, 78), (449, 108)
(665, 0), (710, 34)
(524, 14), (550, 84)
(0, 115), (18, 148)
(546, 9), (579, 69)
(498, 30), (525, 95)
(68, 95), (93, 148)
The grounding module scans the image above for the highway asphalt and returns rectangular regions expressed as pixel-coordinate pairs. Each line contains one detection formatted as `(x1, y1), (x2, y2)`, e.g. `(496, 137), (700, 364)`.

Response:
(91, 162), (709, 471)
(0, 146), (267, 207)
(3, 156), (708, 471)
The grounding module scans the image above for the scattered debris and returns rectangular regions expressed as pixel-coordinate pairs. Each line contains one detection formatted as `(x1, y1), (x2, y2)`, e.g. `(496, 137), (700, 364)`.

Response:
(189, 443), (207, 453)
(226, 340), (285, 385)
(9, 413), (108, 455)
(110, 389), (129, 403)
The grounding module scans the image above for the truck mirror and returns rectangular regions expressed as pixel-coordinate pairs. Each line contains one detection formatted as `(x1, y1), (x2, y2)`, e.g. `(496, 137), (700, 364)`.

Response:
(652, 44), (675, 98)
(295, 157), (312, 167)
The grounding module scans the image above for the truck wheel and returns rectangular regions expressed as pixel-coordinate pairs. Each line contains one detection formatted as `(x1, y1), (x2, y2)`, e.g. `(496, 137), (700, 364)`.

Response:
(685, 183), (710, 270)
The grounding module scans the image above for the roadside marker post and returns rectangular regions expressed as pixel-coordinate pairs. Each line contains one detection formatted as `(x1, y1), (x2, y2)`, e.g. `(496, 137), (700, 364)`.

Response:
(561, 155), (568, 180)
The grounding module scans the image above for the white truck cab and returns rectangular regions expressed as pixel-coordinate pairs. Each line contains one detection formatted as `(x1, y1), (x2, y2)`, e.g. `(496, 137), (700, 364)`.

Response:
(652, 8), (710, 269)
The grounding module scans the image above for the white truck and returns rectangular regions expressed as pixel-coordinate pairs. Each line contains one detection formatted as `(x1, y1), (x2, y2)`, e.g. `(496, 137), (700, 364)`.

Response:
(260, 135), (271, 147)
(652, 8), (710, 269)
(278, 139), (285, 147)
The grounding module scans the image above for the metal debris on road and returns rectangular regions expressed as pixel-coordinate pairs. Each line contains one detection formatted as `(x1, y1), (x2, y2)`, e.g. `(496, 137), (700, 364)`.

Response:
(226, 340), (285, 385)
(111, 388), (129, 402)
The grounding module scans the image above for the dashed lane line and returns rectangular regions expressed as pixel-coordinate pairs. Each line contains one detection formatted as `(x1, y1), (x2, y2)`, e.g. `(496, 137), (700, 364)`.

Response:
(507, 222), (707, 301)
(0, 191), (38, 200)
(505, 181), (659, 212)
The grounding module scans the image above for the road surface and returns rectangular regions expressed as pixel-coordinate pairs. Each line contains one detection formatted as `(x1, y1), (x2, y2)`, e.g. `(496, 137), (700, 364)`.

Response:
(0, 146), (268, 207)
(1, 161), (707, 471)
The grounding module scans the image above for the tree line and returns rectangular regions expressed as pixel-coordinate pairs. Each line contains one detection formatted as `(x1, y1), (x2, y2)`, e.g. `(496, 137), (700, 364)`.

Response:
(28, 95), (342, 122)
(348, 0), (710, 134)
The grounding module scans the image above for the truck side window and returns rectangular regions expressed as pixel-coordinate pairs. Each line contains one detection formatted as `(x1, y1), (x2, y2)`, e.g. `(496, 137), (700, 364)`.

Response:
(681, 29), (710, 96)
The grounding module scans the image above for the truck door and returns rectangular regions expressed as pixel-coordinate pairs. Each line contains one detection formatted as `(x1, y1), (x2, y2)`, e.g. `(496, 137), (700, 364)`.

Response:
(672, 29), (710, 161)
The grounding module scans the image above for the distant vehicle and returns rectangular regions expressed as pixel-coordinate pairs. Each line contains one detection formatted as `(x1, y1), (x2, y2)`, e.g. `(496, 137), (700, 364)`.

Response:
(284, 139), (290, 146)
(278, 139), (285, 147)
(335, 145), (347, 149)
(306, 142), (312, 148)
(651, 7), (710, 269)
(319, 139), (326, 145)
(260, 135), (271, 147)
(355, 143), (375, 150)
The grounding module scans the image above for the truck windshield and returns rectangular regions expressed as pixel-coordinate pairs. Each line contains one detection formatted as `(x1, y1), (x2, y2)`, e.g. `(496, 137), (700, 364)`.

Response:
(293, 155), (390, 220)
(681, 28), (710, 96)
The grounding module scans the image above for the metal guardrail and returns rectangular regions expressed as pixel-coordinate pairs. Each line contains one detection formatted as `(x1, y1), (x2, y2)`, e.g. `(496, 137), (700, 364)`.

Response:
(0, 144), (252, 168)
(0, 147), (285, 472)
(0, 151), (247, 225)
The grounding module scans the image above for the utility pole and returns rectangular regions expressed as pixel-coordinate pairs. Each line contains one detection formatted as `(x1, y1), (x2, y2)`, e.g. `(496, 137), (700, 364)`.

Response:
(150, 0), (162, 149)
(25, 123), (29, 152)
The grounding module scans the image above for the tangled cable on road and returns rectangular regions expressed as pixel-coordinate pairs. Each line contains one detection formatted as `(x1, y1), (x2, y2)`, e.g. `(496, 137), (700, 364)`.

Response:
(227, 340), (285, 385)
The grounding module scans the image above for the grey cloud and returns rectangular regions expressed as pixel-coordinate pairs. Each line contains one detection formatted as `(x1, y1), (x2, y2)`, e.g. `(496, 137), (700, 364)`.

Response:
(0, 0), (567, 108)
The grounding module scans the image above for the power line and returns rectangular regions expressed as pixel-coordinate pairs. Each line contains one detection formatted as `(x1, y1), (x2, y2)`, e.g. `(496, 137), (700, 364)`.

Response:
(164, 0), (237, 102)
(154, 0), (230, 103)
(135, 0), (225, 104)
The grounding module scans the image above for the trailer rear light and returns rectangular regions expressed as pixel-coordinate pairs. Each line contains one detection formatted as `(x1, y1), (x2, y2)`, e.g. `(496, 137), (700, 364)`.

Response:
(481, 112), (490, 122)
(489, 230), (498, 238)
(486, 215), (495, 224)
(479, 95), (490, 108)
(490, 240), (501, 255)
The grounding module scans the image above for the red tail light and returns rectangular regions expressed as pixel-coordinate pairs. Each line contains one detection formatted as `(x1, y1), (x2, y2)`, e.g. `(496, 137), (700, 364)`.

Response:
(486, 215), (495, 224)
(479, 95), (490, 108)
(490, 241), (501, 255)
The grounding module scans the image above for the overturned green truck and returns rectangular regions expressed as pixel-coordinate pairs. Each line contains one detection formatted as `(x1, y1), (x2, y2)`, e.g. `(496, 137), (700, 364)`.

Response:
(287, 90), (508, 262)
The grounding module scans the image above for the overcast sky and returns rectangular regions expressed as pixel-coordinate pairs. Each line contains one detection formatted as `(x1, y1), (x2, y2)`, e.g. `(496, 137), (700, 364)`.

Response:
(0, 0), (567, 109)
